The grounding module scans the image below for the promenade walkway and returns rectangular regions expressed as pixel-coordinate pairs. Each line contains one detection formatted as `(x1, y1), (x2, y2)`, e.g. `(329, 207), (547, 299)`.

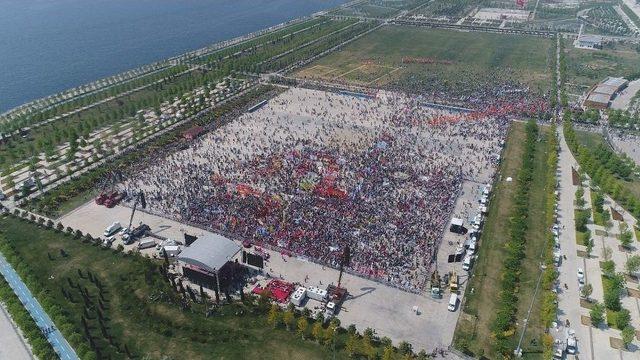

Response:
(0, 253), (78, 360)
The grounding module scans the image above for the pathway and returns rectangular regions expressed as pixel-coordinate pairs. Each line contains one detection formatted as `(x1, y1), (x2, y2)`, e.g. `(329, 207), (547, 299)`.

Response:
(0, 303), (33, 360)
(0, 253), (79, 360)
(556, 126), (593, 359)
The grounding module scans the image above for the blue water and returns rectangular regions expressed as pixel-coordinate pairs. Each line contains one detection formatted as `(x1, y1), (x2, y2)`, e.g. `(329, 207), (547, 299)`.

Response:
(0, 0), (347, 112)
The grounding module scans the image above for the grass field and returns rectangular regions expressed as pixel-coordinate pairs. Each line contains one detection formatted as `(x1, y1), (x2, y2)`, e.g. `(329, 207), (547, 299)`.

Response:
(295, 26), (553, 95)
(565, 42), (640, 95)
(453, 122), (552, 358)
(0, 216), (352, 360)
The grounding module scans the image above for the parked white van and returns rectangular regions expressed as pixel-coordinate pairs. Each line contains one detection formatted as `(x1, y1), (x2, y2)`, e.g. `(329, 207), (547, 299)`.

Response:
(103, 222), (122, 237)
(448, 294), (458, 312)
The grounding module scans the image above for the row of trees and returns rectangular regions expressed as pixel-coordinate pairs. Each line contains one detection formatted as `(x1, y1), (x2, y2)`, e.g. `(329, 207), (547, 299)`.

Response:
(27, 86), (273, 217)
(491, 120), (539, 355)
(1, 65), (189, 135)
(541, 125), (561, 359)
(267, 303), (426, 359)
(608, 109), (640, 129)
(564, 119), (640, 223)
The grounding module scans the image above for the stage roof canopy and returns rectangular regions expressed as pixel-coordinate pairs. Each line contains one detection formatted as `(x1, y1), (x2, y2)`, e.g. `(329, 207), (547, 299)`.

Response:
(178, 234), (241, 273)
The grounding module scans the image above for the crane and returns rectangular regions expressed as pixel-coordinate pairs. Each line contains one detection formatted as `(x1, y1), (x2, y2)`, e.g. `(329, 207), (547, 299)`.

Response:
(127, 190), (147, 231)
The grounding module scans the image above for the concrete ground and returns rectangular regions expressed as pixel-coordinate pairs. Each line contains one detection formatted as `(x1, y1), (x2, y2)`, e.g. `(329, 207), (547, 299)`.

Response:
(58, 179), (484, 353)
(610, 132), (640, 166)
(611, 79), (640, 111)
(555, 127), (593, 359)
(0, 303), (33, 360)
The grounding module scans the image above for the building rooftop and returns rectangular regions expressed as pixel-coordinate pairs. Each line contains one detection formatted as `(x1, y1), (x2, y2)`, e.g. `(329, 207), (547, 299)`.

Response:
(586, 93), (611, 105)
(578, 35), (602, 44)
(177, 234), (241, 273)
(602, 77), (627, 88)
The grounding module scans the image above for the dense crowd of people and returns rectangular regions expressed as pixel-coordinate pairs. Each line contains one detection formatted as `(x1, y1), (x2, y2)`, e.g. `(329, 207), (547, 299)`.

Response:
(120, 88), (508, 291)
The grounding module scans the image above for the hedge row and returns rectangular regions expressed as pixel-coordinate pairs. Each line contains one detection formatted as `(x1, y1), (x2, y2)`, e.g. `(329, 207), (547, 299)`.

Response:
(491, 120), (539, 356)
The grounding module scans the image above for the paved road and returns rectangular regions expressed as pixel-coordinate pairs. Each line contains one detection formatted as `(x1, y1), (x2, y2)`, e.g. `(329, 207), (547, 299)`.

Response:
(556, 127), (593, 359)
(0, 253), (79, 360)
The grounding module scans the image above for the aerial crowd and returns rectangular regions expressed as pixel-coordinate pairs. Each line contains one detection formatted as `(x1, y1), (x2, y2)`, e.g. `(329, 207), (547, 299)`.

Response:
(120, 88), (508, 291)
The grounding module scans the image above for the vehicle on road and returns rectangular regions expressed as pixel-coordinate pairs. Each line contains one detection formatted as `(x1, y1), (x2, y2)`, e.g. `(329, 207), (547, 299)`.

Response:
(566, 332), (577, 355)
(552, 348), (564, 360)
(138, 239), (156, 250)
(103, 222), (122, 237)
(102, 236), (115, 248)
(448, 293), (458, 312)
(577, 268), (585, 285)
(462, 254), (474, 271)
(158, 245), (181, 258)
(122, 224), (150, 244)
(554, 251), (562, 266)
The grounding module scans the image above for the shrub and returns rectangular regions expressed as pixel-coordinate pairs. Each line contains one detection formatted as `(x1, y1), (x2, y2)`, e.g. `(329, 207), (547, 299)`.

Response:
(590, 302), (605, 326)
(615, 309), (631, 329)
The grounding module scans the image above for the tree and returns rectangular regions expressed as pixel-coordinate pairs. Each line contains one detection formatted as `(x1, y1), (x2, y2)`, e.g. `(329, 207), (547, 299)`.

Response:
(615, 309), (631, 329)
(590, 301), (605, 326)
(323, 324), (335, 346)
(585, 237), (594, 258)
(297, 317), (308, 339)
(619, 224), (633, 248)
(382, 345), (395, 360)
(398, 341), (412, 355)
(626, 255), (640, 276)
(580, 283), (593, 301)
(282, 309), (295, 331)
(311, 321), (323, 342)
(604, 287), (622, 311)
(622, 325), (635, 349)
(361, 335), (376, 360)
(345, 333), (358, 357)
(267, 304), (281, 328)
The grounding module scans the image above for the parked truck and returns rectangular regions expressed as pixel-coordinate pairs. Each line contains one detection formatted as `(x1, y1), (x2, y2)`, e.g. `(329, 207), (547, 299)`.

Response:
(449, 270), (459, 293)
(159, 245), (181, 257)
(103, 222), (122, 237)
(138, 239), (156, 250)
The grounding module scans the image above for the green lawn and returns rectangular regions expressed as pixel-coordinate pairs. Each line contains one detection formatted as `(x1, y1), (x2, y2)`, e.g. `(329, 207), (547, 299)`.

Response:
(514, 126), (552, 356)
(0, 215), (353, 360)
(565, 42), (640, 94)
(296, 26), (553, 94)
(574, 129), (608, 149)
(454, 122), (553, 358)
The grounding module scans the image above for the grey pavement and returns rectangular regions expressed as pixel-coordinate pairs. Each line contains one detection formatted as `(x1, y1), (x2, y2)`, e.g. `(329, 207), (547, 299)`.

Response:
(556, 126), (594, 359)
(0, 302), (33, 360)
